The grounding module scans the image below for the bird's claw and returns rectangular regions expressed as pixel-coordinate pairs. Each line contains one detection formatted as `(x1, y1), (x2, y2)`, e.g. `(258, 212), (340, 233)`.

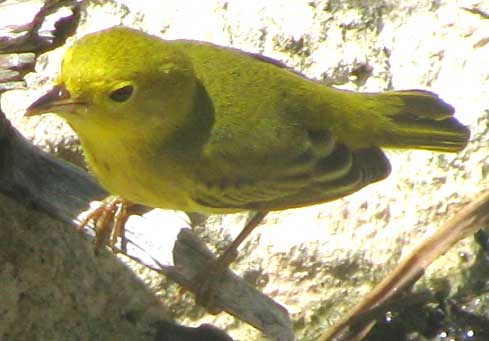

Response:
(189, 249), (240, 314)
(78, 196), (130, 252)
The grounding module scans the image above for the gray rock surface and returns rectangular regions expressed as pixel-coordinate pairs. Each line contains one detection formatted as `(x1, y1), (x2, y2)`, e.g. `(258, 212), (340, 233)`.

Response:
(0, 193), (171, 340)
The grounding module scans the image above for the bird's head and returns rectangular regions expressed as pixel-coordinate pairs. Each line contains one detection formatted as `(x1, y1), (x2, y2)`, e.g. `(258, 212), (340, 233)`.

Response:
(27, 26), (196, 135)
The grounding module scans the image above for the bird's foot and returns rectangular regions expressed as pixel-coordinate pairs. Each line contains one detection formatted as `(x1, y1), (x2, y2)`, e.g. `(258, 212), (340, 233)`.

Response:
(184, 212), (267, 313)
(188, 249), (239, 314)
(78, 195), (130, 252)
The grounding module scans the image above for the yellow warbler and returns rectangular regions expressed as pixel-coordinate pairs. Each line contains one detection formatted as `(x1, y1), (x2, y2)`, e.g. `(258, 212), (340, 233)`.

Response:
(27, 27), (469, 304)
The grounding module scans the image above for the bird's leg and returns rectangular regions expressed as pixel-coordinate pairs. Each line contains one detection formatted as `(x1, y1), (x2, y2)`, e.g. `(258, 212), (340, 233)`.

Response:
(212, 211), (268, 272)
(78, 195), (130, 252)
(195, 210), (268, 313)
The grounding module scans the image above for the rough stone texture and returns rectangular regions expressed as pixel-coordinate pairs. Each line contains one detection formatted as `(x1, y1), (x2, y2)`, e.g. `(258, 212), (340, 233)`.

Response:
(0, 193), (171, 340)
(3, 0), (489, 340)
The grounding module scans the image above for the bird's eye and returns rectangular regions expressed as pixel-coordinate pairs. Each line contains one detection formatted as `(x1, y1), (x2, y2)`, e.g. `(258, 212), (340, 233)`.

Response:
(109, 85), (134, 102)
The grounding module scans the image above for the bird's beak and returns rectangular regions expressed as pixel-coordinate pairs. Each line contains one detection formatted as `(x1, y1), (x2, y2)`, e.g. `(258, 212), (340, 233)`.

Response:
(26, 85), (86, 116)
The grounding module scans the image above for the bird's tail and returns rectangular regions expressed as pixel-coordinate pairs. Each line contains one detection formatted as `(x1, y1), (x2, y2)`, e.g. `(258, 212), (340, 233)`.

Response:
(375, 90), (469, 152)
(325, 89), (470, 152)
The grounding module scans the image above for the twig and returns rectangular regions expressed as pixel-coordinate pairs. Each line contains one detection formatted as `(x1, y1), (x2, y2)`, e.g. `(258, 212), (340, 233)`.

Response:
(318, 192), (489, 341)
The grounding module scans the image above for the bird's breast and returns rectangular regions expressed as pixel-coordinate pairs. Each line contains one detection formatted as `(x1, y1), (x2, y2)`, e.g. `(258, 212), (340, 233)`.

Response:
(80, 134), (197, 211)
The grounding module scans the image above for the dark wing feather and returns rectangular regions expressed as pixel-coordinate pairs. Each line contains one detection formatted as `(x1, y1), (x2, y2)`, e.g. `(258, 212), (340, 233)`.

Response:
(193, 134), (391, 211)
(246, 146), (391, 210)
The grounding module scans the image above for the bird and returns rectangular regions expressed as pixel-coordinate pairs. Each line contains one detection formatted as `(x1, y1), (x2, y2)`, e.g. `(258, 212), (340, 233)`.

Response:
(26, 26), (470, 308)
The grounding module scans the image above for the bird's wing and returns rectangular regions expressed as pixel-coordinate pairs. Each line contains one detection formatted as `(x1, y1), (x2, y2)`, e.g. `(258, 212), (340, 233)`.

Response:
(192, 128), (391, 211)
(247, 146), (391, 211)
(178, 41), (391, 211)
